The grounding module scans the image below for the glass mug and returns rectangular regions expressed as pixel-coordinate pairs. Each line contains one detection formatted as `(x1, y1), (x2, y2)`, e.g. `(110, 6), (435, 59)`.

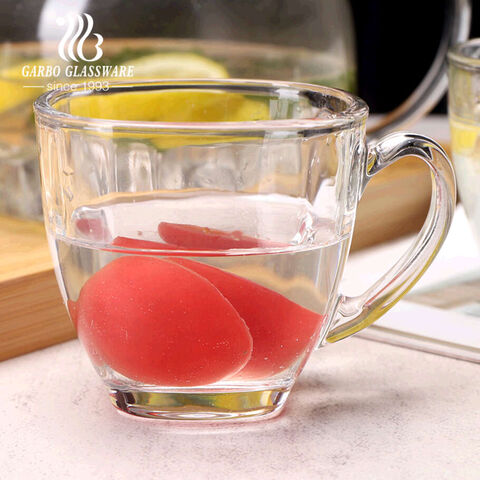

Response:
(34, 80), (455, 421)
(449, 39), (480, 246)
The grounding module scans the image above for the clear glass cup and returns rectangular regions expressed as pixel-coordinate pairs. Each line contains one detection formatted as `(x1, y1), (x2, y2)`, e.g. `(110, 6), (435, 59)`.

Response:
(34, 80), (455, 421)
(449, 39), (480, 245)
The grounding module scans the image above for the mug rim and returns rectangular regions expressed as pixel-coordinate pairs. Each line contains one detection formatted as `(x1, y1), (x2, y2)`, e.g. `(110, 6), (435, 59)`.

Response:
(34, 79), (369, 133)
(448, 38), (480, 71)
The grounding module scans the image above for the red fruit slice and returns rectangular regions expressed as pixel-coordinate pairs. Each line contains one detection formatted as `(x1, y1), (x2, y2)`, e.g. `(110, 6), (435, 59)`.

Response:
(75, 218), (108, 241)
(111, 236), (233, 257)
(76, 256), (253, 386)
(112, 236), (178, 251)
(111, 236), (241, 257)
(168, 258), (324, 379)
(158, 222), (284, 250)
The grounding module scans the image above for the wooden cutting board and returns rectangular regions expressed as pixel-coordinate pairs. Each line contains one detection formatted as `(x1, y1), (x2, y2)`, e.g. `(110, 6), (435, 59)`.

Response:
(0, 156), (433, 361)
(0, 216), (76, 361)
(352, 155), (431, 250)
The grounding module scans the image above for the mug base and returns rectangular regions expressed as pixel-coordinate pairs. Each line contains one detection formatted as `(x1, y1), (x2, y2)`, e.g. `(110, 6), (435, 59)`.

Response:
(109, 387), (291, 421)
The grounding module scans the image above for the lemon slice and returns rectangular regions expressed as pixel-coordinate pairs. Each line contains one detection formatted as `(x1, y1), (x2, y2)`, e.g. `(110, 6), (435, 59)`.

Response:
(68, 52), (233, 121)
(69, 90), (265, 122)
(67, 89), (269, 149)
(0, 59), (55, 114)
(69, 90), (269, 122)
(128, 52), (228, 79)
(64, 52), (265, 149)
(450, 118), (480, 155)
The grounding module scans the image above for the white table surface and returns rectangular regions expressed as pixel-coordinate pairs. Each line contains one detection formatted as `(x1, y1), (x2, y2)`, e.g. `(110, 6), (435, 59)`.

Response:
(2, 335), (479, 480)
(2, 116), (480, 478)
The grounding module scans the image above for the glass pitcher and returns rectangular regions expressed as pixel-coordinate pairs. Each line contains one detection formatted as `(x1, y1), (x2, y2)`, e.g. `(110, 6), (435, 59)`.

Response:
(0, 0), (471, 219)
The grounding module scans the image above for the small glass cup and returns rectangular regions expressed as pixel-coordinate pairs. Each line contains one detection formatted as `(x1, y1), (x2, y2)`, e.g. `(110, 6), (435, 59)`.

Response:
(34, 80), (455, 421)
(449, 39), (480, 245)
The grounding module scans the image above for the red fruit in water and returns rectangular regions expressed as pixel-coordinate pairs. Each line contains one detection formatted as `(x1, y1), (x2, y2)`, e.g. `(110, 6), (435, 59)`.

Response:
(168, 258), (324, 379)
(111, 236), (226, 257)
(75, 218), (108, 241)
(158, 222), (284, 250)
(75, 256), (253, 386)
(112, 236), (178, 251)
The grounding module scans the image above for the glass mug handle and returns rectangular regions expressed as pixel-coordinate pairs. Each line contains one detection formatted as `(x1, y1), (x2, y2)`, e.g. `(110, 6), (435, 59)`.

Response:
(326, 132), (456, 343)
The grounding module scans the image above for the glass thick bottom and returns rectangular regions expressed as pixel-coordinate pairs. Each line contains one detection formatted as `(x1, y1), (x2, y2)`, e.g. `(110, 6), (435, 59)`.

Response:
(109, 387), (291, 421)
